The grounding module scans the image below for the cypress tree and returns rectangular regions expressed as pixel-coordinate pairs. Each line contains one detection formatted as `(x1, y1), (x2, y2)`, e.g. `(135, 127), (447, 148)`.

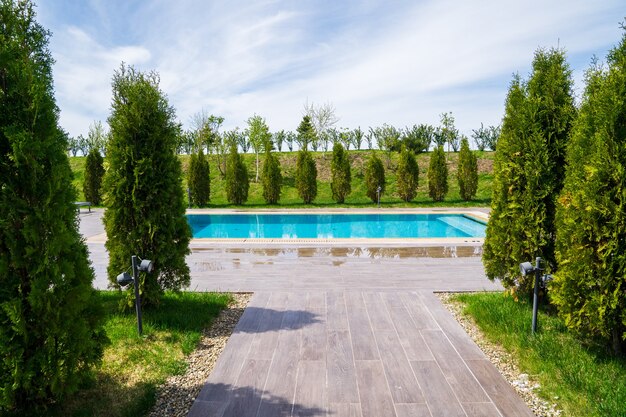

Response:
(457, 137), (478, 201)
(553, 31), (626, 355)
(295, 149), (318, 204)
(396, 145), (419, 202)
(296, 115), (316, 150)
(428, 145), (448, 201)
(83, 148), (105, 205)
(0, 1), (106, 409)
(225, 144), (250, 205)
(261, 149), (282, 204)
(364, 153), (385, 203)
(483, 48), (575, 294)
(103, 64), (191, 307)
(188, 148), (210, 207)
(331, 142), (351, 203)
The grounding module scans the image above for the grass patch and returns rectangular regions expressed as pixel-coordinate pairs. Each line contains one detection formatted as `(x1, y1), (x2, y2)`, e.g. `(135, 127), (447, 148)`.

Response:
(51, 290), (232, 417)
(70, 150), (494, 209)
(452, 292), (626, 417)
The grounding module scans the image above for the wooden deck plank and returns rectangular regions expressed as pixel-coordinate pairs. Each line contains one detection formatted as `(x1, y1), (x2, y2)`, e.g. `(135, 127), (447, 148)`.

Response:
(400, 292), (439, 330)
(347, 308), (379, 360)
(355, 360), (396, 417)
(327, 329), (359, 403)
(327, 291), (349, 330)
(301, 308), (326, 361)
(462, 402), (503, 417)
(248, 292), (289, 360)
(410, 361), (466, 417)
(466, 359), (535, 417)
(344, 291), (366, 308)
(363, 292), (395, 330)
(421, 330), (489, 403)
(384, 303), (434, 362)
(374, 330), (424, 404)
(328, 403), (363, 417)
(293, 361), (327, 417)
(394, 403), (432, 417)
(221, 359), (270, 417)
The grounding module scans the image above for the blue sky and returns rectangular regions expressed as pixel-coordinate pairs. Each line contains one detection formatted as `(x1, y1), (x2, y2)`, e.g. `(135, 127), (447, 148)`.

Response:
(37, 0), (624, 139)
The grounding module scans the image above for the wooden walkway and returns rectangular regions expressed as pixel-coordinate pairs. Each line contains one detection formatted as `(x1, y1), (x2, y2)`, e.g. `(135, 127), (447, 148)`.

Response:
(78, 210), (534, 417)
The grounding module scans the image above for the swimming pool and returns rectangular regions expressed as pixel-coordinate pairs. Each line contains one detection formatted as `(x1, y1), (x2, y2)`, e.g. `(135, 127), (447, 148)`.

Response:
(187, 213), (486, 239)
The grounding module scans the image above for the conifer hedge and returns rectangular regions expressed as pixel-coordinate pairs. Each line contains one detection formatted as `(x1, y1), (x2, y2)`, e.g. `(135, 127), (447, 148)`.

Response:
(396, 145), (419, 202)
(225, 144), (250, 205)
(103, 64), (191, 307)
(295, 149), (318, 204)
(331, 143), (351, 203)
(482, 48), (575, 293)
(427, 146), (448, 201)
(364, 153), (385, 203)
(188, 149), (210, 207)
(83, 148), (104, 205)
(261, 149), (282, 204)
(457, 137), (478, 201)
(553, 32), (626, 354)
(0, 1), (106, 410)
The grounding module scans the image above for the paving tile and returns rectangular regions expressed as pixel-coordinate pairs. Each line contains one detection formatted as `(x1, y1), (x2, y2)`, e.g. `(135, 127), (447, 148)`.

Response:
(327, 329), (359, 403)
(347, 308), (379, 360)
(355, 360), (396, 417)
(327, 291), (349, 330)
(394, 403), (432, 417)
(328, 403), (362, 417)
(462, 402), (502, 417)
(221, 359), (270, 417)
(293, 361), (327, 417)
(375, 330), (424, 403)
(410, 360), (466, 417)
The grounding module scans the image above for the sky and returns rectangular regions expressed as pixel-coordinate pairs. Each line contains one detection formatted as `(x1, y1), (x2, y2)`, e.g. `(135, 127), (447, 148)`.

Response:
(37, 0), (624, 139)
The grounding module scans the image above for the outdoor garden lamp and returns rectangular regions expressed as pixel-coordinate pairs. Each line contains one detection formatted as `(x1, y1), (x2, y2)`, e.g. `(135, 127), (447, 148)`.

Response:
(117, 256), (154, 336)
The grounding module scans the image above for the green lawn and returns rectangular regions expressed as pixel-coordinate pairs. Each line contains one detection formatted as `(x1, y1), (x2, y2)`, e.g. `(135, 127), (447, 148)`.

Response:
(48, 291), (232, 417)
(70, 150), (494, 208)
(453, 292), (626, 417)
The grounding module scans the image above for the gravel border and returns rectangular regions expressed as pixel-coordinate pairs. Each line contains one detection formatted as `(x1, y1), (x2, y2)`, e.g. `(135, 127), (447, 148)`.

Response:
(437, 292), (562, 417)
(149, 293), (252, 417)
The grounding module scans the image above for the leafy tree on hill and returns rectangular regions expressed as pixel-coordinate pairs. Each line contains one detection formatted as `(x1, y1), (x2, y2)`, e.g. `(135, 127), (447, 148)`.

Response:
(331, 143), (351, 203)
(296, 115), (316, 151)
(457, 137), (478, 201)
(396, 146), (419, 202)
(247, 114), (271, 182)
(482, 47), (576, 294)
(0, 0), (106, 410)
(295, 149), (317, 203)
(364, 153), (385, 203)
(428, 145), (448, 201)
(103, 64), (191, 307)
(553, 30), (626, 355)
(83, 148), (105, 205)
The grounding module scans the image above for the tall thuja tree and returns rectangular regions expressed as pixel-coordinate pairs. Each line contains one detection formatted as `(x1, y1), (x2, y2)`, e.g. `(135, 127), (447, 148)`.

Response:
(331, 142), (351, 203)
(225, 143), (249, 205)
(104, 64), (191, 307)
(83, 148), (104, 204)
(296, 115), (316, 150)
(483, 48), (575, 293)
(188, 148), (210, 207)
(396, 146), (419, 202)
(261, 145), (282, 204)
(364, 153), (385, 203)
(428, 145), (448, 201)
(457, 137), (478, 200)
(553, 32), (626, 355)
(0, 0), (106, 410)
(295, 148), (317, 204)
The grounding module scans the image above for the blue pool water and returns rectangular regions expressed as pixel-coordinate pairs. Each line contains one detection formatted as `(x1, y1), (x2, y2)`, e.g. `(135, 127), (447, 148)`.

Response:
(187, 213), (486, 239)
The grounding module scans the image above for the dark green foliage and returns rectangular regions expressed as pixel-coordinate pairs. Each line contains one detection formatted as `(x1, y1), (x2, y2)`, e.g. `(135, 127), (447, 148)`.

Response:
(103, 64), (191, 307)
(0, 1), (106, 410)
(296, 115), (316, 150)
(330, 143), (351, 203)
(364, 153), (385, 203)
(401, 124), (433, 153)
(396, 146), (419, 202)
(295, 149), (318, 203)
(483, 48), (575, 294)
(457, 137), (478, 201)
(225, 144), (249, 204)
(83, 148), (104, 205)
(553, 31), (626, 355)
(261, 150), (282, 204)
(427, 146), (448, 201)
(188, 149), (210, 207)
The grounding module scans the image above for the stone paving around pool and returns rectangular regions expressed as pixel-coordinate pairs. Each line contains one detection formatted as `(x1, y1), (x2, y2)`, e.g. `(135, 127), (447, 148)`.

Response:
(79, 209), (534, 417)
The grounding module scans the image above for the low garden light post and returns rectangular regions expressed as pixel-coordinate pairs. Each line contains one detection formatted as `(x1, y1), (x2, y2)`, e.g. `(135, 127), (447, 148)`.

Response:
(519, 257), (553, 334)
(117, 255), (154, 336)
(377, 186), (382, 208)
